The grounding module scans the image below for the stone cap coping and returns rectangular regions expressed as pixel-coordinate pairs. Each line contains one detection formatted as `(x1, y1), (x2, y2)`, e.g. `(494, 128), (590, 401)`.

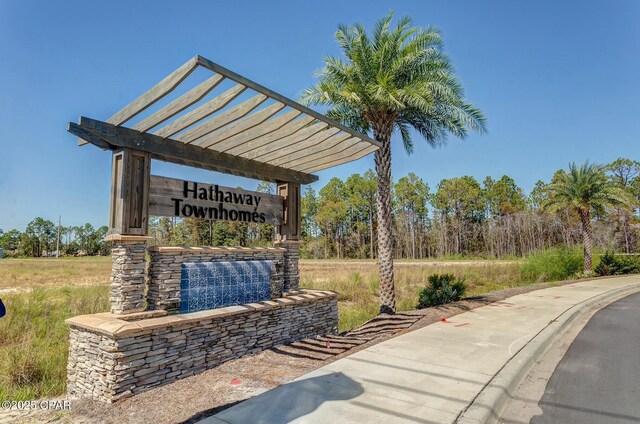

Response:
(96, 310), (168, 321)
(274, 240), (304, 246)
(66, 289), (338, 338)
(105, 234), (153, 242)
(148, 246), (287, 254)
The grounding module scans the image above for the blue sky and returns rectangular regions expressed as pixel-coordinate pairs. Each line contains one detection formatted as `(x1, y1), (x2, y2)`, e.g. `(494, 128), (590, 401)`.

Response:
(1, 0), (639, 231)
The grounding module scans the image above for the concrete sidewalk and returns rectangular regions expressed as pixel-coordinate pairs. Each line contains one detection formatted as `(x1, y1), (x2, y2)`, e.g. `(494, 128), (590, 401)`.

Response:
(201, 276), (640, 424)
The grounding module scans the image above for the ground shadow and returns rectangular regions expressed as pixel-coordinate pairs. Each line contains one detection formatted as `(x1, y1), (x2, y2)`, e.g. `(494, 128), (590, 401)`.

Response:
(186, 372), (364, 424)
(179, 399), (245, 424)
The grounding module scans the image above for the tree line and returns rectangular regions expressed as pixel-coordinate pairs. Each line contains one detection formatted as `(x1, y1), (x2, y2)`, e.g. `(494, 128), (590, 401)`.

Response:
(2, 158), (637, 259)
(147, 157), (639, 259)
(0, 218), (109, 257)
(298, 157), (640, 259)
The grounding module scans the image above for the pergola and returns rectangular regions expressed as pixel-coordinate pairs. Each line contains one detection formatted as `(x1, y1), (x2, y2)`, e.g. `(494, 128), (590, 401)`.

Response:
(69, 55), (379, 240)
(69, 55), (379, 185)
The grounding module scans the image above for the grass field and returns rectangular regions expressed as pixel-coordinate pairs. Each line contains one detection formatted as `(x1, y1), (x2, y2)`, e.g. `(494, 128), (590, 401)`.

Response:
(0, 256), (112, 290)
(300, 260), (526, 331)
(0, 285), (109, 401)
(0, 255), (541, 401)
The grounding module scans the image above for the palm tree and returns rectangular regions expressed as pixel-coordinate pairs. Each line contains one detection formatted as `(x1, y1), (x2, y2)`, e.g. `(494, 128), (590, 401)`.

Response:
(301, 13), (486, 314)
(545, 162), (633, 272)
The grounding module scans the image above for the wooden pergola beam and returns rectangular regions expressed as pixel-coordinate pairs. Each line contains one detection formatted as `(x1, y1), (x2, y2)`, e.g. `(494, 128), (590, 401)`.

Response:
(153, 84), (246, 138)
(195, 55), (381, 148)
(195, 102), (286, 149)
(179, 94), (267, 143)
(224, 115), (315, 156)
(109, 57), (199, 126)
(258, 128), (344, 164)
(68, 117), (319, 184)
(213, 109), (302, 152)
(242, 122), (329, 160)
(132, 75), (224, 132)
(299, 143), (377, 173)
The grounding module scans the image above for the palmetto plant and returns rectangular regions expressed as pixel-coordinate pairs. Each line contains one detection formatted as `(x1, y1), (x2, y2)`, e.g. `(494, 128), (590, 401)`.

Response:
(301, 13), (486, 314)
(544, 162), (633, 272)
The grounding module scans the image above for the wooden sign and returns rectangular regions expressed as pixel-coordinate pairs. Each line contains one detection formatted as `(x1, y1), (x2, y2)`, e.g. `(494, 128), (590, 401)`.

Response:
(149, 175), (284, 224)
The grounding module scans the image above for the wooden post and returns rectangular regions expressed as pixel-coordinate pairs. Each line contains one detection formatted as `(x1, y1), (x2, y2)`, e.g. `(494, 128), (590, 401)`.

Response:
(276, 182), (300, 241)
(106, 148), (151, 314)
(276, 182), (301, 292)
(109, 148), (151, 236)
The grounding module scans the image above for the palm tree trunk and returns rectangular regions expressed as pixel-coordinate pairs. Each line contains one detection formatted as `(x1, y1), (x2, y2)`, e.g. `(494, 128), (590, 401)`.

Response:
(579, 208), (593, 272)
(369, 208), (375, 259)
(374, 123), (396, 314)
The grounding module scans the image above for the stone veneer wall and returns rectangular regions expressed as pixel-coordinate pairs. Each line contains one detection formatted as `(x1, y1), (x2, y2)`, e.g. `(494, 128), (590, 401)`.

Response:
(110, 241), (147, 314)
(277, 241), (301, 292)
(147, 246), (286, 314)
(67, 290), (337, 402)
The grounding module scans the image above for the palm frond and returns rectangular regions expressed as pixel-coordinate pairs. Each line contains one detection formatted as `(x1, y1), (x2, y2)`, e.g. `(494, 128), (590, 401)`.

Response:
(544, 161), (635, 213)
(396, 120), (414, 154)
(301, 12), (486, 148)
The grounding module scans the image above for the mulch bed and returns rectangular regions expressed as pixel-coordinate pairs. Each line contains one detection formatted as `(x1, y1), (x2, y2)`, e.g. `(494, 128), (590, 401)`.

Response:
(11, 280), (584, 424)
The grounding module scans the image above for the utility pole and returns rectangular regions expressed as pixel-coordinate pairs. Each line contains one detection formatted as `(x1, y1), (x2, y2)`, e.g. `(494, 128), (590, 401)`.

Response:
(56, 215), (61, 258)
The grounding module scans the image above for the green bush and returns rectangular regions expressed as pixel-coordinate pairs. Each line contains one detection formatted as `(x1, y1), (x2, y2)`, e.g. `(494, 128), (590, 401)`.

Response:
(417, 273), (466, 308)
(522, 247), (584, 283)
(595, 252), (619, 276)
(595, 252), (640, 276)
(618, 256), (640, 274)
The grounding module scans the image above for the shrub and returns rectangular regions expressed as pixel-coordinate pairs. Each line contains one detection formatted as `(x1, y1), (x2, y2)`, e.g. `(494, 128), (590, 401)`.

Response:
(595, 252), (619, 276)
(618, 256), (640, 274)
(595, 252), (640, 276)
(417, 273), (466, 308)
(522, 247), (584, 283)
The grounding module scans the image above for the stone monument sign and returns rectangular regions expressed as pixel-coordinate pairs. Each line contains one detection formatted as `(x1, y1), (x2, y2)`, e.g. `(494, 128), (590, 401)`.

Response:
(64, 55), (379, 402)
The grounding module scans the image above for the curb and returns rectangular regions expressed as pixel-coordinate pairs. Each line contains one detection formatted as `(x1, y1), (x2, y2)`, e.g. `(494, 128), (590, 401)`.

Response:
(455, 282), (640, 424)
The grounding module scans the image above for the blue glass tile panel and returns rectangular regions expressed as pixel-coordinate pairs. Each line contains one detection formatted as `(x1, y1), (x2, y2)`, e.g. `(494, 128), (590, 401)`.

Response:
(179, 260), (273, 313)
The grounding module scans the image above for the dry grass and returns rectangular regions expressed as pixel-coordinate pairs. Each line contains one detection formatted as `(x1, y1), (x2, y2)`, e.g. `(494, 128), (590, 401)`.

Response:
(0, 285), (110, 401)
(300, 260), (525, 332)
(0, 258), (111, 401)
(0, 256), (528, 402)
(0, 257), (112, 290)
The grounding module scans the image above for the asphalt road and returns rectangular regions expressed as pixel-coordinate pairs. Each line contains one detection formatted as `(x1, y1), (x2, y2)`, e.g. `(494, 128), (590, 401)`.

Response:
(532, 291), (640, 424)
